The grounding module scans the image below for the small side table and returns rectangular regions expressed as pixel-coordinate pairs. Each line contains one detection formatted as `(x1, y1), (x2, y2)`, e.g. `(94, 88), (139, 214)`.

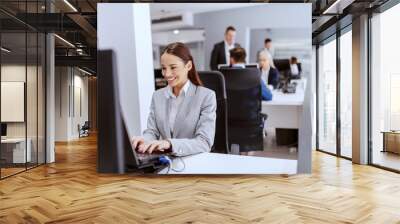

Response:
(381, 131), (400, 154)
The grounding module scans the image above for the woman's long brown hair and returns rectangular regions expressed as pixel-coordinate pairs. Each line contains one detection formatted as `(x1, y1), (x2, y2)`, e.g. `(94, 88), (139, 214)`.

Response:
(161, 42), (203, 86)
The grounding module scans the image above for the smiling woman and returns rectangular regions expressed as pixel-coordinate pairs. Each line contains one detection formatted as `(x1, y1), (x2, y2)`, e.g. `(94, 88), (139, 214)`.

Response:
(131, 42), (217, 157)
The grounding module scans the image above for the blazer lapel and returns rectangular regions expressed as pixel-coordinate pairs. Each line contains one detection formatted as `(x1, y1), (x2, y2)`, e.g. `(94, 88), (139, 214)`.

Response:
(172, 84), (196, 137)
(221, 43), (226, 64)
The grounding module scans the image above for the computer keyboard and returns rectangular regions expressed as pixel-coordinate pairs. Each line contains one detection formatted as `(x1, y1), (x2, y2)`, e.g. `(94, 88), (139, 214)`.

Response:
(136, 153), (163, 164)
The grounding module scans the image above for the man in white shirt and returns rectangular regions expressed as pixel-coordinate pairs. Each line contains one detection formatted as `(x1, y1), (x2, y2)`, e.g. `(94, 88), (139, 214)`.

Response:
(257, 38), (275, 67)
(264, 38), (274, 58)
(210, 26), (241, 70)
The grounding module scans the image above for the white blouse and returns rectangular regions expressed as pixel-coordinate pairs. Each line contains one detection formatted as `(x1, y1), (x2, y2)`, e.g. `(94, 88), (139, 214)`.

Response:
(165, 80), (191, 137)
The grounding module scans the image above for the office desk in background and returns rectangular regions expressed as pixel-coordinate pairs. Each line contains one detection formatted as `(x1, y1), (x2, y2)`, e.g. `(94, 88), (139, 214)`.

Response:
(262, 80), (306, 129)
(1, 138), (32, 163)
(158, 152), (297, 174)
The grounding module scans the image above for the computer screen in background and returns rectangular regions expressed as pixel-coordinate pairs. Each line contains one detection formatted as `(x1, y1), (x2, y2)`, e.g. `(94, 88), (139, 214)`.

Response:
(154, 69), (167, 90)
(1, 123), (7, 137)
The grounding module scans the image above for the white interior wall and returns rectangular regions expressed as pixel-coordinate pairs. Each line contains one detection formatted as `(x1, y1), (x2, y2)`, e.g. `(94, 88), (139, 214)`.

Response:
(54, 67), (89, 141)
(98, 3), (155, 137)
(1, 65), (30, 138)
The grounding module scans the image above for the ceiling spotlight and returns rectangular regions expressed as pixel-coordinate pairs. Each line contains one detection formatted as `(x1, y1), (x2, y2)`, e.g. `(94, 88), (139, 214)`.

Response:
(54, 34), (75, 48)
(63, 0), (78, 12)
(173, 29), (180, 35)
(1, 47), (11, 53)
(78, 67), (92, 76)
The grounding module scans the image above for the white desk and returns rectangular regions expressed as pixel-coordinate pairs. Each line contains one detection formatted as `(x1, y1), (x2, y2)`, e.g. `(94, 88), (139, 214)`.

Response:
(262, 81), (306, 129)
(1, 138), (31, 163)
(158, 152), (297, 174)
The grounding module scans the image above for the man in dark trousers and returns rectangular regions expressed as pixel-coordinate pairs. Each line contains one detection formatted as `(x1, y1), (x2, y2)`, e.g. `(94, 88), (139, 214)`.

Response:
(210, 26), (241, 70)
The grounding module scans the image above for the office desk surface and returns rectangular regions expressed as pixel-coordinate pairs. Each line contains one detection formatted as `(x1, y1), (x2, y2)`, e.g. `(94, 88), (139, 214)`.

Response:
(263, 89), (305, 106)
(1, 138), (28, 143)
(262, 89), (305, 129)
(158, 152), (297, 174)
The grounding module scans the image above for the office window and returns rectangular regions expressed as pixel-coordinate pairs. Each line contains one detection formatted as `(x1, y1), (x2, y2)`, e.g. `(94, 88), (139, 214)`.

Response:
(370, 3), (400, 171)
(1, 29), (28, 178)
(318, 37), (337, 154)
(340, 29), (352, 158)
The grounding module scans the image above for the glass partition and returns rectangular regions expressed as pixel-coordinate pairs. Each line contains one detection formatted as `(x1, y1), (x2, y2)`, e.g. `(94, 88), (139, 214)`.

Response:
(0, 1), (46, 179)
(339, 29), (352, 158)
(317, 36), (337, 154)
(370, 3), (400, 171)
(1, 30), (28, 177)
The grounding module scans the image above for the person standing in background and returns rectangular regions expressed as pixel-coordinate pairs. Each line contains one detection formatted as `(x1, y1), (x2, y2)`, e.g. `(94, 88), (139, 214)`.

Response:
(210, 26), (241, 70)
(263, 38), (274, 58)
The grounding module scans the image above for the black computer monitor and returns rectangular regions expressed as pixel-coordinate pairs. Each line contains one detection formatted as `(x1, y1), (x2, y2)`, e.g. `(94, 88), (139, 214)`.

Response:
(154, 68), (163, 78)
(245, 63), (259, 69)
(273, 59), (290, 72)
(154, 68), (167, 90)
(97, 50), (139, 173)
(1, 123), (7, 137)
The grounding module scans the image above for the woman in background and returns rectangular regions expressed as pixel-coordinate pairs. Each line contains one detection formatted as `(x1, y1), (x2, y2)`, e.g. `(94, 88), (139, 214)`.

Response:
(258, 50), (280, 89)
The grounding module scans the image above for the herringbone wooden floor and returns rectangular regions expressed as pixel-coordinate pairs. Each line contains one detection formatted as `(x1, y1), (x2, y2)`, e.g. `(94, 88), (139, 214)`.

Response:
(1, 135), (400, 224)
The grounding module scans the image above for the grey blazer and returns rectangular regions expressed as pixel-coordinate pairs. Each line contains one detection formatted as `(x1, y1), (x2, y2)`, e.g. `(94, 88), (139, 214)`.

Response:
(143, 83), (217, 156)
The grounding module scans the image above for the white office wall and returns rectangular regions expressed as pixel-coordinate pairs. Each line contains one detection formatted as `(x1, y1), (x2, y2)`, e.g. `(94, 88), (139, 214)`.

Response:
(194, 3), (311, 71)
(152, 29), (205, 46)
(152, 30), (206, 70)
(1, 65), (31, 138)
(54, 67), (89, 141)
(98, 3), (155, 137)
(55, 67), (69, 141)
(70, 74), (88, 138)
(1, 82), (24, 123)
(1, 65), (25, 139)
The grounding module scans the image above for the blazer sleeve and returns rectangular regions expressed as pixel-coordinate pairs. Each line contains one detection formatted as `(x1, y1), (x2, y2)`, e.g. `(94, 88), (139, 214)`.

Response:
(168, 91), (217, 156)
(210, 44), (219, 70)
(261, 81), (273, 101)
(142, 93), (160, 141)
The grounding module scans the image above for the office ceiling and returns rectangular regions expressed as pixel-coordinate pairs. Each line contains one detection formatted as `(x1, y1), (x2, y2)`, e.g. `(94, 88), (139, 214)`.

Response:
(150, 3), (261, 18)
(0, 0), (394, 73)
(311, 0), (390, 44)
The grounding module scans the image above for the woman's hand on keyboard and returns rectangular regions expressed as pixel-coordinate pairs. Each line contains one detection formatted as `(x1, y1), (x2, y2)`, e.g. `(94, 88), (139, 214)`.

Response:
(131, 136), (145, 151)
(137, 140), (171, 154)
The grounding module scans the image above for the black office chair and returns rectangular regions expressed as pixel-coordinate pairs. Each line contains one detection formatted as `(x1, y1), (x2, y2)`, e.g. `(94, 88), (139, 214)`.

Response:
(219, 67), (265, 152)
(198, 71), (229, 154)
(79, 121), (90, 138)
(154, 69), (167, 90)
